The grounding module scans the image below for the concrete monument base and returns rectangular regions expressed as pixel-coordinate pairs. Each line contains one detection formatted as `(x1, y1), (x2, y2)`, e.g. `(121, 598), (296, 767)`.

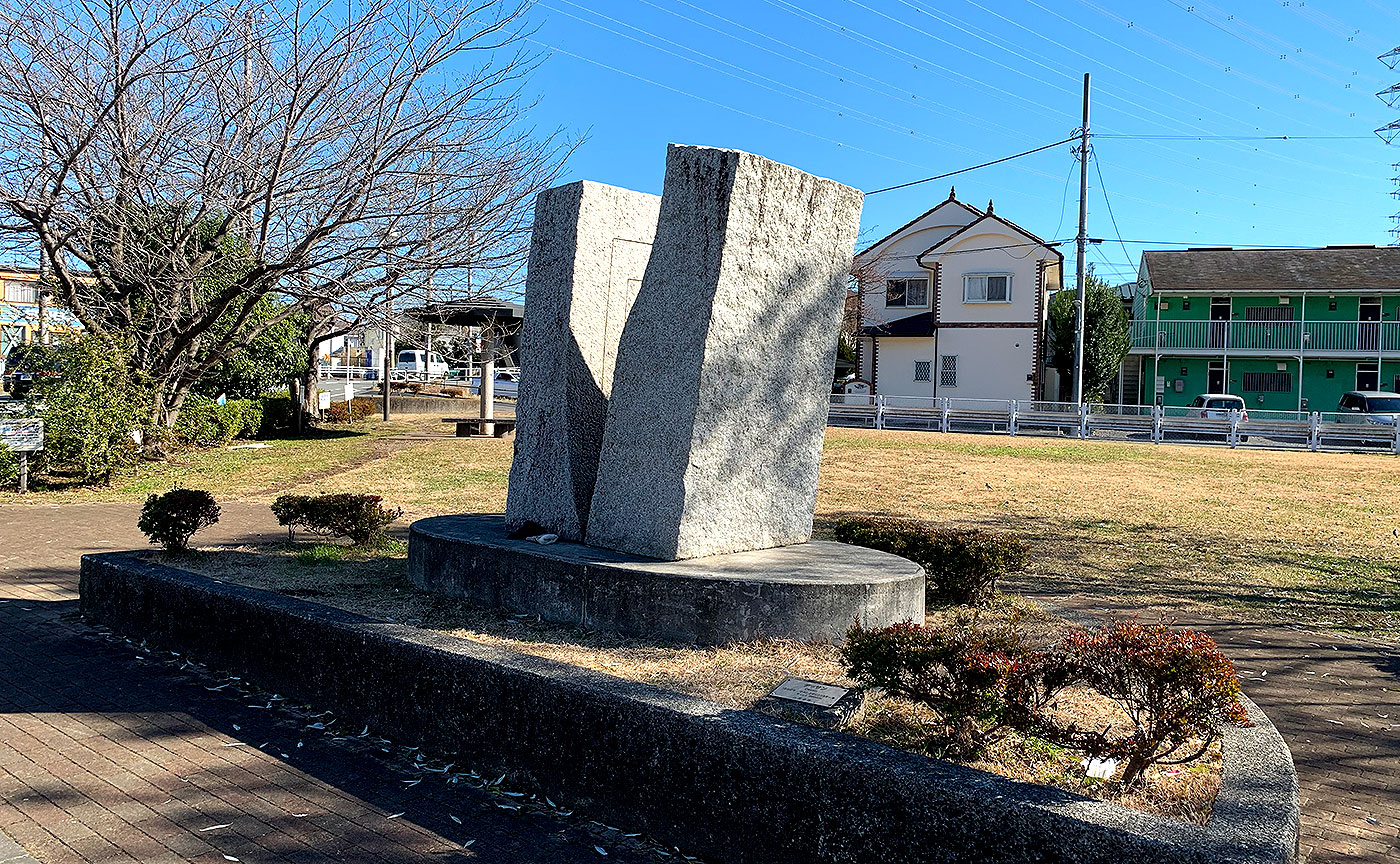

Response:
(407, 515), (925, 646)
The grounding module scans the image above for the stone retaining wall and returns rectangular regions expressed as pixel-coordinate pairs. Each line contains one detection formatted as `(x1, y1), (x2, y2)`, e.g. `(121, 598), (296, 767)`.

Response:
(79, 553), (1298, 864)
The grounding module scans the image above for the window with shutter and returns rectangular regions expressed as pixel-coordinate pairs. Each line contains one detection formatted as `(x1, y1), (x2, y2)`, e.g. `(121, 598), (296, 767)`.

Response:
(940, 355), (957, 387)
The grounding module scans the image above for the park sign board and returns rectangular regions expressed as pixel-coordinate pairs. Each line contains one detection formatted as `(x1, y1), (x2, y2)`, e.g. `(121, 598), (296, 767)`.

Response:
(0, 418), (42, 452)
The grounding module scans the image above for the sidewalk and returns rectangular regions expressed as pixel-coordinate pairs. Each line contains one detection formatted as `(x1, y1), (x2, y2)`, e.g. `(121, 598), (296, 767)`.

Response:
(0, 504), (659, 864)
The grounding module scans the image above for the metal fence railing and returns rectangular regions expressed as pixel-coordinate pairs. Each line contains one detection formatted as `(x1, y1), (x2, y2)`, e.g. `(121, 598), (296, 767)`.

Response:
(829, 395), (1400, 455)
(1129, 319), (1400, 354)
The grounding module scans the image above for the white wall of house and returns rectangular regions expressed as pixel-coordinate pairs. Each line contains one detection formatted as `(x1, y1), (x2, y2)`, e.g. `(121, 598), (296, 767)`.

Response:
(852, 193), (1059, 403)
(932, 231), (1050, 326)
(870, 337), (937, 398)
(857, 199), (980, 329)
(936, 327), (1037, 402)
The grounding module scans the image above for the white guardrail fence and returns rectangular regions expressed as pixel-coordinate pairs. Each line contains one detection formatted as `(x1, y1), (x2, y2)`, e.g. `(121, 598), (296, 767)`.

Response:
(828, 395), (1400, 454)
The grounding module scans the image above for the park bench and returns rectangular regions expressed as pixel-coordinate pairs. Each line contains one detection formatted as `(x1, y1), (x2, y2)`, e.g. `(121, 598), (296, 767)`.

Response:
(443, 417), (517, 438)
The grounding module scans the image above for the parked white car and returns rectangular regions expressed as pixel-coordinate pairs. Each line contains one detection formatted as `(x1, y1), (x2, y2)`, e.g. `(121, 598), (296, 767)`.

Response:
(1336, 391), (1400, 426)
(1188, 393), (1249, 422)
(395, 350), (449, 379)
(470, 369), (519, 399)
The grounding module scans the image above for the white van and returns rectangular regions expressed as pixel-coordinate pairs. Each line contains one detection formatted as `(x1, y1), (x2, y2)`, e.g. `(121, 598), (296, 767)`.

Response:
(395, 350), (448, 379)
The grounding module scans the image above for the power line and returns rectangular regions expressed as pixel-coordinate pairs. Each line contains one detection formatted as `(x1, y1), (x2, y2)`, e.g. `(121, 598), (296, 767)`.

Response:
(1099, 134), (1377, 140)
(1092, 155), (1132, 268)
(867, 137), (1076, 195)
(629, 0), (1029, 141)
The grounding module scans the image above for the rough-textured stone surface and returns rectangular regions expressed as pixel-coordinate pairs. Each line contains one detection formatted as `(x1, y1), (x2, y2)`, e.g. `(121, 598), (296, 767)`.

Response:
(81, 553), (1299, 864)
(586, 145), (864, 560)
(505, 181), (661, 541)
(408, 514), (924, 645)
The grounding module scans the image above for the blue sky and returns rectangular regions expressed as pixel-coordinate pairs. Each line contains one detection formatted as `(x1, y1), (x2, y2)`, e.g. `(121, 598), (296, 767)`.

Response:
(517, 0), (1400, 285)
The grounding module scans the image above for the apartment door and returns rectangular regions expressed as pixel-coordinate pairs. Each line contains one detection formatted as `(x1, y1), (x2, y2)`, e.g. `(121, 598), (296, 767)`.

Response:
(1208, 359), (1227, 393)
(1210, 298), (1231, 349)
(1358, 361), (1380, 392)
(1359, 298), (1381, 352)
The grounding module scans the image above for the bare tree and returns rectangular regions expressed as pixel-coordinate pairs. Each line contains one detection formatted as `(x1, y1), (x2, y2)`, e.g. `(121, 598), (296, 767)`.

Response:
(0, 0), (565, 425)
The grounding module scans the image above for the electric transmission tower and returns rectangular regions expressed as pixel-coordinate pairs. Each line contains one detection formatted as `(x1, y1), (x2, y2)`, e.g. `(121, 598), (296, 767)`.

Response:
(1380, 47), (1400, 244)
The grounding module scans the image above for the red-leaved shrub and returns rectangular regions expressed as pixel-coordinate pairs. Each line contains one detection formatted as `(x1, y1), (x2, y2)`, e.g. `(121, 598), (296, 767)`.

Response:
(323, 398), (377, 423)
(842, 616), (1073, 756)
(1054, 620), (1250, 785)
(842, 616), (1249, 783)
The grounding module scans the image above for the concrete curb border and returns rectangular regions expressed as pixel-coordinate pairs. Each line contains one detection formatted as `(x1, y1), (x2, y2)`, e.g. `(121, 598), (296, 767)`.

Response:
(79, 552), (1299, 864)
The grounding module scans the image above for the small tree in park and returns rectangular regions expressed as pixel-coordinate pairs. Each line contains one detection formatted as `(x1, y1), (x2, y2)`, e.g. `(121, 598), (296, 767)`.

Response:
(1048, 267), (1131, 403)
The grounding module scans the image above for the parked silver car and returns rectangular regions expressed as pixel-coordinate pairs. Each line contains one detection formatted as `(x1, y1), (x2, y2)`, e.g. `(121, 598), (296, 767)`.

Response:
(469, 369), (519, 399)
(1336, 391), (1400, 426)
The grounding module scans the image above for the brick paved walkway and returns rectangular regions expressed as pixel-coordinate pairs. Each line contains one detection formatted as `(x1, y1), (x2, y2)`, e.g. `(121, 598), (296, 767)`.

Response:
(0, 504), (660, 864)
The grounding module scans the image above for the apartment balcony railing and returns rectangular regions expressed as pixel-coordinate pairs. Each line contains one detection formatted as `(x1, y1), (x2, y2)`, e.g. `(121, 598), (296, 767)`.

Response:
(1129, 319), (1400, 354)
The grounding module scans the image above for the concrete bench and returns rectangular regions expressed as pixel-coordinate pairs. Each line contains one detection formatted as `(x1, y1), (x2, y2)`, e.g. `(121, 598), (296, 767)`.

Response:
(443, 417), (517, 438)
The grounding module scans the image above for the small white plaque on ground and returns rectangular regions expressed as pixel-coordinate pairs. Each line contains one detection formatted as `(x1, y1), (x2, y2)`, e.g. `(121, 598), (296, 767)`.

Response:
(770, 678), (849, 708)
(0, 419), (43, 452)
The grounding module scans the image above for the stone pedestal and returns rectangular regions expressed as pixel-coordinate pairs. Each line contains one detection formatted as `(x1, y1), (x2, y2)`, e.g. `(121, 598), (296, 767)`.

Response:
(408, 515), (924, 646)
(585, 146), (864, 560)
(504, 181), (661, 541)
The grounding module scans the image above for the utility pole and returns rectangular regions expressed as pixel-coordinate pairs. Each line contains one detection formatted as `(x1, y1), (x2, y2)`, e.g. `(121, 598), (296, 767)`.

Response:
(1071, 73), (1091, 405)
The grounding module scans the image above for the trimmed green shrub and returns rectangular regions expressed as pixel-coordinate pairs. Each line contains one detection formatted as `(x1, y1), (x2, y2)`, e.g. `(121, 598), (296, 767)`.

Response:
(1054, 620), (1250, 785)
(832, 517), (1028, 606)
(173, 395), (263, 446)
(843, 615), (1073, 757)
(258, 393), (294, 437)
(271, 493), (402, 545)
(138, 488), (221, 553)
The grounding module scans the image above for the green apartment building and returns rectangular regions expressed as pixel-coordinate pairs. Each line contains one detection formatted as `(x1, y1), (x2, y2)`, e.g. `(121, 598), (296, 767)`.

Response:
(1129, 247), (1400, 414)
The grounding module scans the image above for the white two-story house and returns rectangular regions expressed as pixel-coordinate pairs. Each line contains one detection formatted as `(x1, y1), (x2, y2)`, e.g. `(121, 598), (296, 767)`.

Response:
(852, 188), (1062, 402)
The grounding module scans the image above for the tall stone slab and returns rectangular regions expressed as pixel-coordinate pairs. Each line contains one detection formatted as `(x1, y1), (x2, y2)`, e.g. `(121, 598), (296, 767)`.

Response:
(505, 181), (661, 541)
(585, 146), (864, 560)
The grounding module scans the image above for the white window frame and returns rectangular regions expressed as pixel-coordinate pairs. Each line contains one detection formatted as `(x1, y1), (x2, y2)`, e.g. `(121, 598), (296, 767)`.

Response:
(4, 280), (37, 304)
(940, 355), (958, 388)
(884, 274), (930, 309)
(963, 273), (1013, 304)
(913, 359), (932, 382)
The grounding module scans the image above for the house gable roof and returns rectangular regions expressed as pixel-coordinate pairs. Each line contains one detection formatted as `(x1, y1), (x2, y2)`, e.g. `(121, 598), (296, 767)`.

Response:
(1141, 247), (1400, 293)
(915, 206), (1063, 266)
(854, 187), (984, 261)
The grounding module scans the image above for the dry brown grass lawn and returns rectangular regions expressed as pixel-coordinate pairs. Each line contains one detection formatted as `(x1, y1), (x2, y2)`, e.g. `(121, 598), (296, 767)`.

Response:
(255, 424), (1399, 636)
(15, 419), (1394, 633)
(815, 428), (1400, 637)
